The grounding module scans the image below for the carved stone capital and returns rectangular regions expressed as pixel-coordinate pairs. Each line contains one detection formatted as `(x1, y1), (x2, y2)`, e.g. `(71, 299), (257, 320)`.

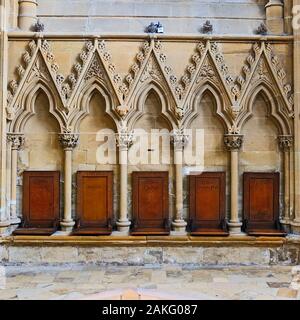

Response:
(116, 127), (134, 151)
(171, 129), (189, 151)
(7, 133), (25, 151)
(224, 134), (243, 151)
(59, 133), (79, 150)
(278, 135), (293, 152)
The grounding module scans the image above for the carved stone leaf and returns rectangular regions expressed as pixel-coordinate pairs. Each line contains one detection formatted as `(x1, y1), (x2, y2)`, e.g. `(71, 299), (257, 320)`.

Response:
(84, 55), (105, 81)
(140, 54), (163, 83)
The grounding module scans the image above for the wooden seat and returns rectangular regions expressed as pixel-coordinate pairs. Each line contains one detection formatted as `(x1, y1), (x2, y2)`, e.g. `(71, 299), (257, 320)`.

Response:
(72, 171), (113, 236)
(131, 172), (170, 236)
(243, 172), (286, 237)
(189, 172), (229, 236)
(13, 171), (60, 236)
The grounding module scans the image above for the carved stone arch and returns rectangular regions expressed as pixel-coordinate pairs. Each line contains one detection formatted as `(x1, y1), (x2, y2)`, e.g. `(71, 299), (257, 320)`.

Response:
(9, 80), (65, 133)
(183, 83), (231, 133)
(238, 82), (292, 135)
(127, 81), (176, 132)
(70, 79), (119, 133)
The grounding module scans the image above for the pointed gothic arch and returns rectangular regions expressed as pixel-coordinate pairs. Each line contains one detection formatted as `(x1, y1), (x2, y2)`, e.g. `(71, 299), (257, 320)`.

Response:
(183, 83), (231, 132)
(238, 82), (292, 135)
(127, 81), (176, 131)
(70, 79), (119, 133)
(9, 80), (64, 133)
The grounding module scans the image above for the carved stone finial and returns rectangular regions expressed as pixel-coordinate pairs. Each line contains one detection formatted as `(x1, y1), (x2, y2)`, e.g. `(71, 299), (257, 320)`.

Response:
(171, 128), (189, 150)
(59, 133), (79, 150)
(7, 133), (25, 150)
(256, 23), (268, 35)
(224, 134), (243, 151)
(145, 22), (164, 34)
(278, 135), (293, 151)
(116, 123), (134, 150)
(33, 19), (45, 32)
(202, 20), (213, 34)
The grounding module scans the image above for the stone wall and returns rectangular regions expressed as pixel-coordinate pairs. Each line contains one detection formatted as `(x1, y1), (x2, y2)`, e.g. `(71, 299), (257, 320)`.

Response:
(33, 0), (267, 34)
(1, 239), (300, 266)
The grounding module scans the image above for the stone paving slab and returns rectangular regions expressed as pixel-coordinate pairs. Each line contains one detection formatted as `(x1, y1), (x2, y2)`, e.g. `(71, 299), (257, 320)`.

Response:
(0, 265), (299, 300)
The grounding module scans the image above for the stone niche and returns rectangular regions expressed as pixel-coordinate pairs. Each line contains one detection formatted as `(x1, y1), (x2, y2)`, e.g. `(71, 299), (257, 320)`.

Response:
(17, 90), (63, 217)
(73, 91), (119, 221)
(240, 92), (283, 219)
(183, 91), (230, 221)
(128, 88), (175, 221)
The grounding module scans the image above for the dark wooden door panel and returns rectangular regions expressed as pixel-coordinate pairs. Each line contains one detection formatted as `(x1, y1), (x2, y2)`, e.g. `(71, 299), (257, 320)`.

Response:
(28, 176), (56, 221)
(249, 177), (274, 222)
(243, 172), (285, 236)
(13, 171), (60, 235)
(189, 172), (228, 236)
(132, 171), (169, 235)
(74, 171), (113, 235)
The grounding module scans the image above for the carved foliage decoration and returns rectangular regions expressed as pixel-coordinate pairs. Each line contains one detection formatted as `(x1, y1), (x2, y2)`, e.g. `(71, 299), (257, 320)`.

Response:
(7, 38), (294, 136)
(6, 38), (69, 133)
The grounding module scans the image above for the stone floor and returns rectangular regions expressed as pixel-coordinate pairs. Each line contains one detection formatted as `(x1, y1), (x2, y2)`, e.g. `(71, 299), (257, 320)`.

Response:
(0, 265), (299, 300)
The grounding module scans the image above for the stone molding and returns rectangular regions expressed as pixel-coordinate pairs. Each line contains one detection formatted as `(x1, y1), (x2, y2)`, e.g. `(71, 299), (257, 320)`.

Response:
(6, 38), (293, 136)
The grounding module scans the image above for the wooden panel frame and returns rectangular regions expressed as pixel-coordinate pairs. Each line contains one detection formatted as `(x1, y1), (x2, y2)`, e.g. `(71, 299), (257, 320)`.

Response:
(73, 171), (113, 235)
(14, 171), (60, 236)
(243, 172), (285, 236)
(189, 172), (228, 236)
(131, 171), (170, 235)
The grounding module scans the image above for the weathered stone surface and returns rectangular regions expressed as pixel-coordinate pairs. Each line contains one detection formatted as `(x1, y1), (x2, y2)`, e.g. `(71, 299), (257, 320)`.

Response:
(8, 246), (42, 264)
(2, 244), (300, 267)
(39, 247), (79, 264)
(0, 245), (8, 262)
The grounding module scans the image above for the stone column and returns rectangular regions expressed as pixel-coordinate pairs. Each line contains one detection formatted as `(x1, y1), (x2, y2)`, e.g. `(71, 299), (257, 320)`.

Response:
(115, 126), (133, 234)
(224, 134), (244, 235)
(59, 133), (79, 232)
(7, 133), (24, 225)
(0, 0), (9, 233)
(18, 0), (38, 31)
(293, 0), (300, 234)
(171, 129), (188, 234)
(279, 135), (293, 224)
(284, 0), (293, 34)
(265, 0), (284, 34)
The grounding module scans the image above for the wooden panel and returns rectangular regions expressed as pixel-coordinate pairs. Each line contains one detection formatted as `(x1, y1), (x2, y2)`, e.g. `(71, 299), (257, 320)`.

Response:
(132, 171), (169, 235)
(189, 172), (228, 236)
(74, 171), (113, 235)
(21, 171), (60, 230)
(243, 172), (285, 236)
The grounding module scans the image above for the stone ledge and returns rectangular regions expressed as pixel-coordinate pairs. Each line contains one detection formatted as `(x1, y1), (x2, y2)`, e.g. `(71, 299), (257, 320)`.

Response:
(0, 235), (293, 248)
